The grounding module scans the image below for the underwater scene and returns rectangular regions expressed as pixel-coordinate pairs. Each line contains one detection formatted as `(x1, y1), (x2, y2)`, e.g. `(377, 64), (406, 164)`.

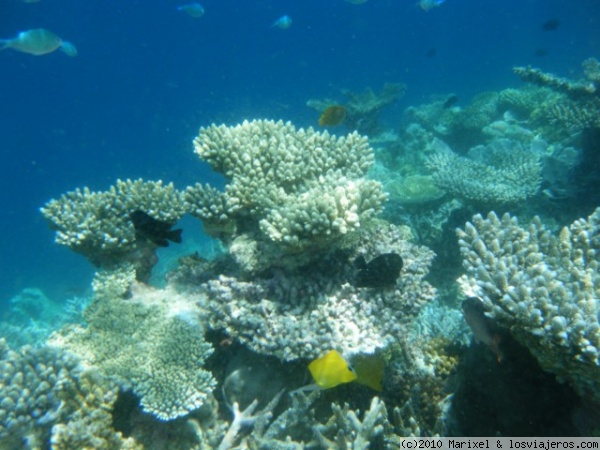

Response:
(1, 0), (600, 447)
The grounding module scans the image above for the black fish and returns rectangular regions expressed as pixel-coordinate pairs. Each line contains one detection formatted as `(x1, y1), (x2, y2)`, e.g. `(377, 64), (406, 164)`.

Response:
(354, 252), (403, 288)
(442, 94), (458, 109)
(541, 18), (560, 31)
(129, 210), (182, 247)
(533, 48), (548, 57)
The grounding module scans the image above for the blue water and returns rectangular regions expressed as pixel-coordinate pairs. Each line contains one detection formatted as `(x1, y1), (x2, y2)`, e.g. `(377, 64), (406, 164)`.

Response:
(0, 0), (598, 302)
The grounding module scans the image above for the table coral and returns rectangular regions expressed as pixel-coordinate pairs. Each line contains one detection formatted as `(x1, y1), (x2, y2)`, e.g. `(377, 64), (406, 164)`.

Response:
(41, 179), (185, 276)
(185, 119), (386, 271)
(50, 283), (216, 421)
(426, 138), (541, 205)
(457, 209), (600, 402)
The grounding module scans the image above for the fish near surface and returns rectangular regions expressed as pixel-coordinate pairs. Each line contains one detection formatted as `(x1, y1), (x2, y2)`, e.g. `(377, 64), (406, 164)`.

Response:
(0, 29), (76, 56)
(354, 252), (403, 288)
(462, 297), (503, 363)
(271, 15), (292, 29)
(1, 29), (61, 55)
(129, 210), (182, 247)
(177, 3), (205, 18)
(419, 0), (445, 11)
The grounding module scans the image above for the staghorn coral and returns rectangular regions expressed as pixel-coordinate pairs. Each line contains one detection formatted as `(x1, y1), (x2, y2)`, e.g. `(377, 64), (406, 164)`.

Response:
(426, 138), (541, 204)
(457, 209), (600, 402)
(198, 220), (435, 361)
(513, 65), (597, 98)
(185, 119), (386, 271)
(50, 282), (216, 421)
(41, 179), (185, 278)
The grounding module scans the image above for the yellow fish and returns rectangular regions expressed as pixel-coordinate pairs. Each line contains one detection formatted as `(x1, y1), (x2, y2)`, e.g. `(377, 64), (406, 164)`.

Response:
(291, 350), (384, 395)
(309, 350), (357, 389)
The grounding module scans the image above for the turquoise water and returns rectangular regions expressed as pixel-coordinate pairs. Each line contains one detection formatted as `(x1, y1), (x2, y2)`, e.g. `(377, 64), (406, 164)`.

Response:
(1, 0), (600, 442)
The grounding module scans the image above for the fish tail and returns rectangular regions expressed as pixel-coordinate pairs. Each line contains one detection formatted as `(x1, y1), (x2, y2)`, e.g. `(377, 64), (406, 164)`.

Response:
(0, 40), (9, 51)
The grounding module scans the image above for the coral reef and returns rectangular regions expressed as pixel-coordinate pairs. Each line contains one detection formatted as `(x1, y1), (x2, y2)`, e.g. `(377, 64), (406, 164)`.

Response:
(426, 138), (541, 204)
(197, 220), (435, 361)
(511, 60), (600, 137)
(457, 209), (600, 402)
(41, 179), (185, 279)
(50, 282), (216, 421)
(0, 339), (140, 449)
(185, 119), (386, 272)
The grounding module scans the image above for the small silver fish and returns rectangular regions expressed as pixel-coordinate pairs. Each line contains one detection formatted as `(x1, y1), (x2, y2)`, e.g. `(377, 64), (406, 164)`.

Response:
(0, 29), (76, 56)
(271, 15), (292, 29)
(177, 3), (205, 18)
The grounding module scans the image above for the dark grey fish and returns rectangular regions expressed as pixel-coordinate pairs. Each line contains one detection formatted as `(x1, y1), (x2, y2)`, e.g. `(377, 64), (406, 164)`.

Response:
(442, 94), (458, 109)
(462, 297), (503, 363)
(354, 252), (403, 288)
(541, 18), (560, 31)
(129, 210), (182, 247)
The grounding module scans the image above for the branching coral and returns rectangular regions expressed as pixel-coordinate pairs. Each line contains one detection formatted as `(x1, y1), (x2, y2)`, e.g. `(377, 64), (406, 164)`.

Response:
(457, 209), (600, 401)
(199, 221), (435, 361)
(426, 138), (541, 204)
(185, 119), (386, 271)
(0, 339), (140, 449)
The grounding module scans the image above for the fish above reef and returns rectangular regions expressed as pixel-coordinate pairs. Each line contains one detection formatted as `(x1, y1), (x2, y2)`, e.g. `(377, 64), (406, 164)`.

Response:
(291, 350), (384, 394)
(541, 18), (560, 31)
(354, 252), (403, 288)
(442, 94), (458, 109)
(129, 210), (182, 247)
(462, 297), (503, 363)
(419, 0), (445, 11)
(177, 3), (205, 18)
(271, 15), (292, 29)
(0, 29), (76, 56)
(318, 105), (347, 127)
